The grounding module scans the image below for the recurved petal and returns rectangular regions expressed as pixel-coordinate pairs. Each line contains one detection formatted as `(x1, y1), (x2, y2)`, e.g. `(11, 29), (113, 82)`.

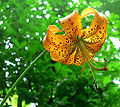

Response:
(59, 10), (82, 39)
(43, 25), (62, 44)
(74, 48), (84, 66)
(43, 25), (62, 51)
(63, 49), (76, 65)
(84, 32), (107, 52)
(80, 8), (107, 52)
(81, 8), (96, 19)
(81, 8), (107, 39)
(43, 25), (75, 52)
(47, 25), (62, 34)
(61, 47), (77, 65)
(86, 46), (96, 58)
(42, 36), (52, 51)
(50, 45), (76, 63)
(54, 47), (84, 66)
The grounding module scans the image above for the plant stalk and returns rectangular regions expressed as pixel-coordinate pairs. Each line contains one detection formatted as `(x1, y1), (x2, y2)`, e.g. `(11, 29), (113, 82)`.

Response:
(0, 50), (47, 107)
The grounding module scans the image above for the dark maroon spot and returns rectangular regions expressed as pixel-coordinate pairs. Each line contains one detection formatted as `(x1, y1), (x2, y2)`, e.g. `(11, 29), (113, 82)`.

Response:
(103, 27), (104, 29)
(67, 41), (69, 43)
(60, 42), (62, 44)
(91, 29), (93, 31)
(83, 31), (85, 33)
(67, 28), (70, 30)
(66, 38), (68, 40)
(63, 23), (64, 24)
(71, 22), (74, 25)
(74, 30), (76, 33)
(68, 18), (71, 21)
(99, 31), (101, 33)
(81, 34), (85, 38)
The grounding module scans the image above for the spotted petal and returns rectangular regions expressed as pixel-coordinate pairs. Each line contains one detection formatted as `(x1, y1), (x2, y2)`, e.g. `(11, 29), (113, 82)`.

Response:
(59, 10), (82, 39)
(81, 8), (108, 52)
(61, 47), (84, 66)
(43, 25), (75, 62)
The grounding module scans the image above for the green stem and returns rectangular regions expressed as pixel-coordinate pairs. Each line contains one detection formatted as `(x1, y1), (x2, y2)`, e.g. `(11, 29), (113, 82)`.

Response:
(0, 50), (47, 107)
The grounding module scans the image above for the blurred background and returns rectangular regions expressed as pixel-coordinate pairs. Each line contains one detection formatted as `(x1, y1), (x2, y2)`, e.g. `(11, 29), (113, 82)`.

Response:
(0, 0), (120, 106)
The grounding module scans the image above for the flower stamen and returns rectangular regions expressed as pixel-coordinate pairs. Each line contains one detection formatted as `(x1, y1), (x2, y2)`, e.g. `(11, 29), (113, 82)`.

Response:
(89, 58), (108, 71)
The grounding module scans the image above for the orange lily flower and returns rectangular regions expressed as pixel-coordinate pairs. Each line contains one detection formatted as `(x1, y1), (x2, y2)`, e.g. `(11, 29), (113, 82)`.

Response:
(43, 8), (108, 77)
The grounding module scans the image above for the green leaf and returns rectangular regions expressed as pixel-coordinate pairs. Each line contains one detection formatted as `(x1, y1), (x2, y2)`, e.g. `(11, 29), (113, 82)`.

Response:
(103, 76), (111, 85)
(13, 39), (19, 47)
(19, 41), (27, 49)
(55, 62), (62, 72)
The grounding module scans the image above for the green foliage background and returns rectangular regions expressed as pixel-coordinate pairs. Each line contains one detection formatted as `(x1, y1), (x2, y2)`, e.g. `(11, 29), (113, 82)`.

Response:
(0, 0), (120, 106)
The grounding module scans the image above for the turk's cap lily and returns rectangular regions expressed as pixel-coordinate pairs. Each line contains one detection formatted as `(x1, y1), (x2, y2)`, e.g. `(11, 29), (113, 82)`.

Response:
(43, 8), (108, 71)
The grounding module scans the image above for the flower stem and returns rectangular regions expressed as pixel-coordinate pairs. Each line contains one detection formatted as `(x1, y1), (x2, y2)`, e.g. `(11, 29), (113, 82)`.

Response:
(0, 50), (47, 107)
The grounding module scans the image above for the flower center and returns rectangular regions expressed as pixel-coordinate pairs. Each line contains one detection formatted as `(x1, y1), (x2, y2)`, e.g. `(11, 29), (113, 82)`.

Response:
(74, 38), (108, 71)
